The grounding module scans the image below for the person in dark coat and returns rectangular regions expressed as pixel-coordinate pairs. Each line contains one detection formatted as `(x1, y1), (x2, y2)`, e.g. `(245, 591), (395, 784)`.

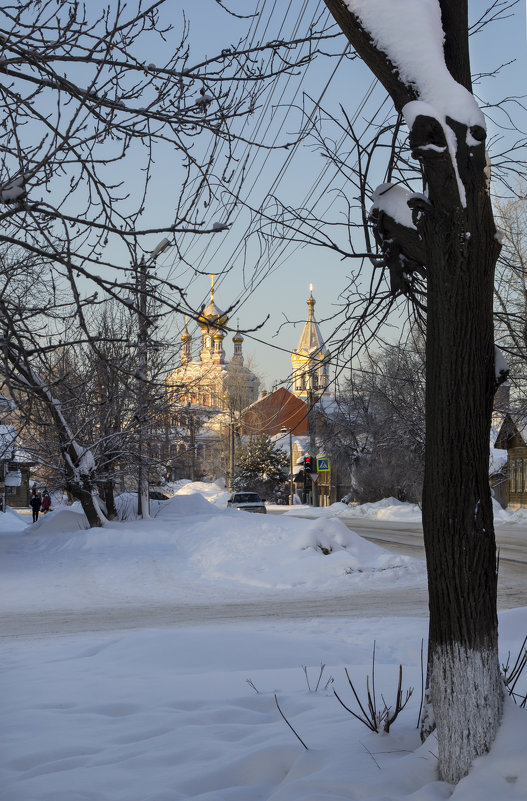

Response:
(41, 491), (51, 514)
(30, 492), (42, 523)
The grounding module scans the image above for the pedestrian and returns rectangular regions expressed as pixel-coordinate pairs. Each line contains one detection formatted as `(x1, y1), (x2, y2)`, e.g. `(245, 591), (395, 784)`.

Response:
(30, 491), (42, 523)
(41, 491), (51, 514)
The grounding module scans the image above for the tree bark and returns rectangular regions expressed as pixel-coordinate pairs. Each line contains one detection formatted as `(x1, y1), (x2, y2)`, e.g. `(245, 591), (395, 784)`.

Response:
(418, 114), (502, 781)
(323, 0), (503, 782)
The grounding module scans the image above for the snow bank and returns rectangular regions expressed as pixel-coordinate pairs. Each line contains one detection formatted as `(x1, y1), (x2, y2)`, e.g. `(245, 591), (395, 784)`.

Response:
(156, 492), (219, 517)
(0, 506), (28, 534)
(285, 497), (423, 522)
(176, 478), (231, 508)
(31, 508), (90, 534)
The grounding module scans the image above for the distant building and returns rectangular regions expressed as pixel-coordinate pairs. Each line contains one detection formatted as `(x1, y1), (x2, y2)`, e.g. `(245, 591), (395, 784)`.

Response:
(164, 279), (259, 479)
(241, 387), (309, 438)
(291, 285), (330, 399)
(494, 413), (527, 508)
(0, 422), (33, 509)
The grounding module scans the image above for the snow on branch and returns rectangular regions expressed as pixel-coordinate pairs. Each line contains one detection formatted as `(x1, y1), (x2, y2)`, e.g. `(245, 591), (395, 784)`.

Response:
(344, 0), (484, 129)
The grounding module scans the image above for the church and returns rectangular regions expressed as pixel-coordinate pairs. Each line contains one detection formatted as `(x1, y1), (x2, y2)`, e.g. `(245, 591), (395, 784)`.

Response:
(164, 278), (259, 479)
(164, 281), (330, 482)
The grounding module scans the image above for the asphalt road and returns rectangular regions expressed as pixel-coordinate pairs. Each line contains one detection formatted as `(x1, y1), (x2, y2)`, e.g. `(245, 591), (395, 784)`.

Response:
(332, 516), (527, 611)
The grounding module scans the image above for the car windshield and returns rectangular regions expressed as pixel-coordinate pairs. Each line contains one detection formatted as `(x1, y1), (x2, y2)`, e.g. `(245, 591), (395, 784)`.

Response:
(234, 493), (260, 503)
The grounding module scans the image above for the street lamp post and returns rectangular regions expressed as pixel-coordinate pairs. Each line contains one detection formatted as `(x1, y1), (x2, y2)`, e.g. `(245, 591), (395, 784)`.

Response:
(288, 428), (294, 505)
(136, 237), (170, 519)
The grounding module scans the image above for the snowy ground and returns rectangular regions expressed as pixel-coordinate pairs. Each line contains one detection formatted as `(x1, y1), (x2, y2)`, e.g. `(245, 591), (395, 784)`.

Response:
(1, 482), (526, 801)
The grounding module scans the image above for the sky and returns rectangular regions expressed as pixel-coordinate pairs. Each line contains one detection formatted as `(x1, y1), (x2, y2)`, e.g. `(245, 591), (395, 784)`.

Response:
(1, 483), (527, 800)
(13, 0), (524, 392)
(143, 0), (527, 391)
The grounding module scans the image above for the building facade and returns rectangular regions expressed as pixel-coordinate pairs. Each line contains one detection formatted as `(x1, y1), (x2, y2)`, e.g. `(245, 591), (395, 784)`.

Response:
(164, 280), (259, 479)
(291, 285), (330, 399)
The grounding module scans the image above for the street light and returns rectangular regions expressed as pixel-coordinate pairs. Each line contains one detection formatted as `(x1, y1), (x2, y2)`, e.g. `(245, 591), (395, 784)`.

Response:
(136, 237), (171, 519)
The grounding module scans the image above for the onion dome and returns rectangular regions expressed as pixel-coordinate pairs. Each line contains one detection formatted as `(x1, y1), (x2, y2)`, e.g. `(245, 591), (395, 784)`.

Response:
(232, 323), (243, 343)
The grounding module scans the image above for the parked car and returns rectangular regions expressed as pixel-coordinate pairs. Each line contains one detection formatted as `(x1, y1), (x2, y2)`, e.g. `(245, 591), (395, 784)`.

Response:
(227, 491), (267, 514)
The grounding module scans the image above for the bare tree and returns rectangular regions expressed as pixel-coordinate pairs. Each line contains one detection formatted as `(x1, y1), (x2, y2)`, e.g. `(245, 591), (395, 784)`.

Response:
(324, 335), (426, 504)
(0, 0), (335, 521)
(494, 194), (527, 418)
(0, 0), (333, 325)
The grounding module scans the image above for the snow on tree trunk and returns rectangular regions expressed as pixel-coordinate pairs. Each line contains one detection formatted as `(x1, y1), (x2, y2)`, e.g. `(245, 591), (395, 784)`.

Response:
(322, 0), (504, 783)
(420, 125), (503, 777)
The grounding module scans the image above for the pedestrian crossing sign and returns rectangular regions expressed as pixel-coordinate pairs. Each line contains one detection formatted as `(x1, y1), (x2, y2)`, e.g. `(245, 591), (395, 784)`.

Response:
(316, 458), (330, 472)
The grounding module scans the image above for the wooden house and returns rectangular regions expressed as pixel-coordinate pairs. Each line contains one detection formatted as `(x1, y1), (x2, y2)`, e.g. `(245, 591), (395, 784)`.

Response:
(494, 414), (527, 508)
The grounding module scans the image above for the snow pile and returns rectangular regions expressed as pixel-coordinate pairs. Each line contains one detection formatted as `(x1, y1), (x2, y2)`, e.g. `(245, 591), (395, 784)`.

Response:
(187, 513), (417, 591)
(156, 491), (218, 517)
(0, 506), (27, 533)
(295, 517), (408, 571)
(175, 478), (231, 508)
(286, 497), (423, 522)
(346, 497), (423, 522)
(31, 507), (90, 534)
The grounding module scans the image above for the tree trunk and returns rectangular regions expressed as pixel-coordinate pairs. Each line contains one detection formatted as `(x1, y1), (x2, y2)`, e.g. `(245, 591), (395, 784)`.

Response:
(421, 146), (503, 780)
(67, 481), (106, 528)
(102, 479), (119, 520)
(322, 0), (504, 783)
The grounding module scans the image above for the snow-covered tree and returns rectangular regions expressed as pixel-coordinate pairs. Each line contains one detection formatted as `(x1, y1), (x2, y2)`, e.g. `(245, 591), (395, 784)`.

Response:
(231, 435), (288, 496)
(322, 0), (505, 783)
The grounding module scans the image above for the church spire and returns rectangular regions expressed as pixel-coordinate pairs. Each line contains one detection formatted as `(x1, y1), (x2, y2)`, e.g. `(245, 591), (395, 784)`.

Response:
(291, 284), (330, 397)
(180, 317), (192, 364)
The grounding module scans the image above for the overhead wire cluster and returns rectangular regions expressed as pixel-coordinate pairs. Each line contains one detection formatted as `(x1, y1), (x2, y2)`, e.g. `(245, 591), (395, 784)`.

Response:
(157, 0), (390, 392)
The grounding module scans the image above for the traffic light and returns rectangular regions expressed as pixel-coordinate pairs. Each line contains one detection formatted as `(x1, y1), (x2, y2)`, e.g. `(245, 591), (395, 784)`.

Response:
(304, 455), (313, 474)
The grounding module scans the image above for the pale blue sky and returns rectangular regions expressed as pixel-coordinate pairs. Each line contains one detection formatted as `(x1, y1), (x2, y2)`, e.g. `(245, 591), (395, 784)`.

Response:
(75, 1), (527, 392)
(145, 0), (527, 392)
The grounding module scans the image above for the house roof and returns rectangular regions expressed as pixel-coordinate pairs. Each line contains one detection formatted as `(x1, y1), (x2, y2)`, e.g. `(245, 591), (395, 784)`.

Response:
(241, 387), (310, 436)
(494, 413), (527, 450)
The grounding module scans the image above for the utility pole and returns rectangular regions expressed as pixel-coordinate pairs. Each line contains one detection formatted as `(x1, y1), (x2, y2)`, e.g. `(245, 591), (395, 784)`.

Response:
(307, 378), (319, 507)
(189, 410), (196, 482)
(135, 237), (170, 519)
(289, 428), (294, 505)
(228, 416), (235, 491)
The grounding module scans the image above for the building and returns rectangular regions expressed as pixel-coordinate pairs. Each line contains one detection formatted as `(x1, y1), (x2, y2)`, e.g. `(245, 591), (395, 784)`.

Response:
(164, 279), (259, 479)
(241, 387), (309, 438)
(494, 413), (527, 508)
(291, 284), (330, 399)
(0, 423), (33, 509)
(240, 287), (341, 504)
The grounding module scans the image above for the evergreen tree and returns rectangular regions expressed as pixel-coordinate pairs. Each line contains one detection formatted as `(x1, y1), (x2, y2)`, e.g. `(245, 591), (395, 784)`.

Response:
(232, 436), (288, 496)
